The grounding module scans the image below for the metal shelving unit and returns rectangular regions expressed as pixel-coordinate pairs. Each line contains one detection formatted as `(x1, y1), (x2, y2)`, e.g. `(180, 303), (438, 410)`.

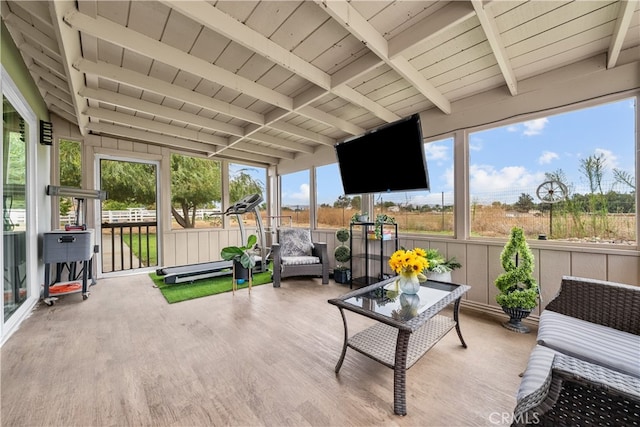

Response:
(349, 222), (398, 288)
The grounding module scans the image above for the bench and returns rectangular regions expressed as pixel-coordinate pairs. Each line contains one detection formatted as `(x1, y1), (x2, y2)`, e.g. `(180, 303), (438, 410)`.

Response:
(512, 276), (640, 426)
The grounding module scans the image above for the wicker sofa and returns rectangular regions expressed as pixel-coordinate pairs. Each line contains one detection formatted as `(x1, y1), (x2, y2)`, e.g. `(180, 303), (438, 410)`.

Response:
(512, 276), (640, 426)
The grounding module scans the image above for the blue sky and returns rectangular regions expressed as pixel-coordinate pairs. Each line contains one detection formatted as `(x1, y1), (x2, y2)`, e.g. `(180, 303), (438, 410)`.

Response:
(282, 97), (636, 207)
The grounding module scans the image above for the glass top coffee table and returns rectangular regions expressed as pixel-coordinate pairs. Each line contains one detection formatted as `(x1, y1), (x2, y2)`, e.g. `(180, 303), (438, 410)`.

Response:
(328, 276), (470, 416)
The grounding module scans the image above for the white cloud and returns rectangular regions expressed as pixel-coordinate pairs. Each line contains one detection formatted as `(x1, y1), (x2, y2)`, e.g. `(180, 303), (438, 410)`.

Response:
(507, 125), (519, 132)
(470, 164), (545, 203)
(522, 118), (548, 136)
(538, 151), (559, 165)
(594, 148), (619, 169)
(284, 183), (310, 204)
(424, 143), (448, 161)
(469, 136), (483, 151)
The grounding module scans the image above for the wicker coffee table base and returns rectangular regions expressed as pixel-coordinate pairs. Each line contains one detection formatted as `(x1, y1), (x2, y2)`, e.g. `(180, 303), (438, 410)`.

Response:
(335, 310), (466, 415)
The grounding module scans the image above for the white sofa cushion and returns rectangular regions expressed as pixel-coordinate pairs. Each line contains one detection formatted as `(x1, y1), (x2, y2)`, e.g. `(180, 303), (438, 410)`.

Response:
(516, 345), (556, 401)
(282, 256), (320, 266)
(537, 310), (640, 377)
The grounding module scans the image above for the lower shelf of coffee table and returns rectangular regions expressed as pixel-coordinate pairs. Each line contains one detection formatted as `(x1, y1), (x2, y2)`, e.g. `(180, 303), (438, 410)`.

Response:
(347, 315), (455, 369)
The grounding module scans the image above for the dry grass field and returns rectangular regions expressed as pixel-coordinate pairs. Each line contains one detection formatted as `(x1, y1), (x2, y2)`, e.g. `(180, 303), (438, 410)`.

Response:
(161, 206), (635, 244)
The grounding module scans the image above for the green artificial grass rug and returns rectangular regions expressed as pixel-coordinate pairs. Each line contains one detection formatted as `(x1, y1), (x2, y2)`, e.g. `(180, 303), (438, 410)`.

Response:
(150, 264), (273, 304)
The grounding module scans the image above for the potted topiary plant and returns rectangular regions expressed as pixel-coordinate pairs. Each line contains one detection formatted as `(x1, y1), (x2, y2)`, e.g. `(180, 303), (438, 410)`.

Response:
(494, 226), (539, 333)
(220, 234), (257, 282)
(333, 228), (351, 284)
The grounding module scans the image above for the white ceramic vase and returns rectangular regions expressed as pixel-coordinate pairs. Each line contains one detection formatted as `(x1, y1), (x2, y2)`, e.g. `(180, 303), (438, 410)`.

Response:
(398, 274), (421, 294)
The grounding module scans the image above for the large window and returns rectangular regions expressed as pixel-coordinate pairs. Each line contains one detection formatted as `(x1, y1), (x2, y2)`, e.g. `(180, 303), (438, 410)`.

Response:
(170, 154), (222, 230)
(371, 137), (455, 235)
(228, 162), (266, 230)
(469, 97), (636, 243)
(58, 139), (81, 226)
(3, 94), (29, 321)
(281, 170), (310, 227)
(316, 163), (354, 229)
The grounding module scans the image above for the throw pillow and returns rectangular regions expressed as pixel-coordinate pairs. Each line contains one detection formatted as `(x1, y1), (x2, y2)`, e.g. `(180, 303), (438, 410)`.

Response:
(279, 228), (314, 257)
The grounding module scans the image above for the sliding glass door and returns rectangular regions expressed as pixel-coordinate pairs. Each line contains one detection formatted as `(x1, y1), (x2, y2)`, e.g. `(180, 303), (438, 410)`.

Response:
(3, 95), (29, 321)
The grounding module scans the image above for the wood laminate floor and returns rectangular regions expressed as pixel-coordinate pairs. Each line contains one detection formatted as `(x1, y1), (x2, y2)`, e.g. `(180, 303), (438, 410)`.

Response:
(1, 274), (537, 427)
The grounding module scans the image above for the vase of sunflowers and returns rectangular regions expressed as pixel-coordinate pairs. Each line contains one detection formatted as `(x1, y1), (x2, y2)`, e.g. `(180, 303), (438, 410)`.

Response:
(388, 247), (429, 295)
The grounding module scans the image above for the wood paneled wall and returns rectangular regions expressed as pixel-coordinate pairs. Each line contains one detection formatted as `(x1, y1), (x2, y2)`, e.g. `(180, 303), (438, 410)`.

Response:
(314, 228), (640, 316)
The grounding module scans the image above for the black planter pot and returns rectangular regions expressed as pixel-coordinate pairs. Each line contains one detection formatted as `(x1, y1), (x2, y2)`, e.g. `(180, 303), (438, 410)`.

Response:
(233, 260), (251, 281)
(333, 268), (351, 284)
(501, 306), (532, 333)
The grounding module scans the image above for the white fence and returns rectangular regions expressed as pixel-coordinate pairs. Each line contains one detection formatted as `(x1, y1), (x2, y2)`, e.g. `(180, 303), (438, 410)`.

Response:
(6, 208), (221, 225)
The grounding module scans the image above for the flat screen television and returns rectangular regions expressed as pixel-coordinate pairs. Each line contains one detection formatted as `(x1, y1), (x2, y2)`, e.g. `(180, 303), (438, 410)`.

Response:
(335, 114), (429, 195)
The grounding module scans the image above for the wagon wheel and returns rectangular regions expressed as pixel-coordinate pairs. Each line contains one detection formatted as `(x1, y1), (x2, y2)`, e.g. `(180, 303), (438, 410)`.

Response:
(536, 180), (568, 240)
(536, 180), (567, 204)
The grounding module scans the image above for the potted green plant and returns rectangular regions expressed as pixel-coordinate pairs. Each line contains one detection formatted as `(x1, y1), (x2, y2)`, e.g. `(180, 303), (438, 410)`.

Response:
(374, 214), (395, 239)
(494, 226), (539, 333)
(220, 234), (257, 281)
(333, 228), (351, 284)
(423, 248), (461, 282)
(350, 212), (368, 223)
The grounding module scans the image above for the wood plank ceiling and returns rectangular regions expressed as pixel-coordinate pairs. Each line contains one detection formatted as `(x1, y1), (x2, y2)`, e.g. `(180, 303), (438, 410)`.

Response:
(2, 1), (640, 167)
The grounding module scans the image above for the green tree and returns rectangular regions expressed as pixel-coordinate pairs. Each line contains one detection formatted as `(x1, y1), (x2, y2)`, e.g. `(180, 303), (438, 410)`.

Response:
(513, 193), (534, 213)
(579, 153), (609, 235)
(334, 195), (351, 225)
(580, 153), (606, 194)
(333, 195), (350, 209)
(350, 195), (361, 211)
(171, 154), (221, 228)
(59, 139), (82, 187)
(229, 168), (263, 203)
(613, 168), (635, 191)
(101, 160), (156, 207)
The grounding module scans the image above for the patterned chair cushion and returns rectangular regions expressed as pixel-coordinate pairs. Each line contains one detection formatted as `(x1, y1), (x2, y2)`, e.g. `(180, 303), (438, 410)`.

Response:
(279, 228), (314, 257)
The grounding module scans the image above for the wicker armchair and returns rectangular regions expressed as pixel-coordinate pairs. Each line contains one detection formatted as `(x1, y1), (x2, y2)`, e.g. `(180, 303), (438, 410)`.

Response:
(271, 227), (329, 287)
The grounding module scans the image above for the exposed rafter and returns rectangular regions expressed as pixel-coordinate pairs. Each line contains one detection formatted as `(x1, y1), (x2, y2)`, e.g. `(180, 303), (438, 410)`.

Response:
(62, 8), (365, 139)
(50, 1), (90, 136)
(471, 0), (518, 96)
(315, 0), (452, 115)
(388, 1), (475, 58)
(607, 0), (638, 69)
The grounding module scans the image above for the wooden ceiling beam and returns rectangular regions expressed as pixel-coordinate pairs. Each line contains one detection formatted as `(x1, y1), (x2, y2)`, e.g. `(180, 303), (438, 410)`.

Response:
(388, 2), (475, 59)
(2, 12), (60, 58)
(65, 8), (364, 142)
(84, 107), (229, 147)
(607, 0), (638, 69)
(162, 0), (331, 90)
(163, 0), (398, 124)
(79, 87), (244, 137)
(316, 0), (452, 115)
(471, 0), (518, 96)
(75, 59), (265, 126)
(247, 132), (313, 154)
(50, 1), (90, 136)
(86, 122), (218, 155)
(38, 79), (74, 107)
(63, 9), (294, 109)
(268, 121), (335, 147)
(19, 43), (66, 79)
